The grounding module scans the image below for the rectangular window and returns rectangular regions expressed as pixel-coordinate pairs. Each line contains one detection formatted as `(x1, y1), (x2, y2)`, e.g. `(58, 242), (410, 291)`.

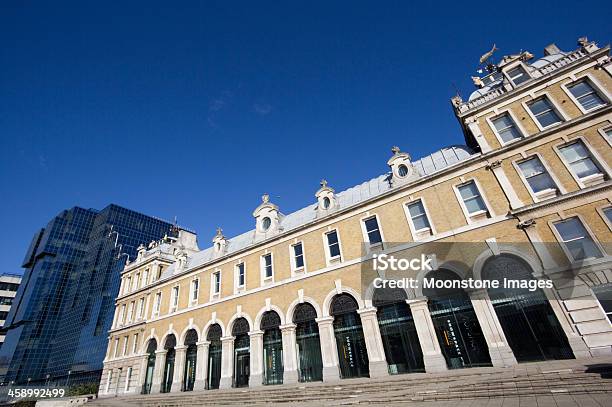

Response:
(567, 80), (605, 111)
(105, 370), (112, 393)
(137, 298), (145, 320)
(603, 207), (612, 224)
(127, 301), (135, 323)
(142, 269), (149, 287)
(363, 217), (383, 245)
(507, 65), (530, 85)
(491, 113), (522, 143)
(237, 263), (245, 287)
(132, 333), (139, 354)
(134, 273), (140, 290)
(517, 156), (557, 196)
(170, 286), (179, 312)
(326, 230), (341, 259)
(407, 200), (432, 232)
(553, 217), (603, 261)
(292, 243), (305, 269)
(592, 284), (612, 323)
(604, 129), (612, 144)
(125, 367), (133, 391)
(527, 97), (562, 128)
(153, 293), (162, 316)
(263, 254), (273, 278)
(458, 181), (488, 215)
(125, 276), (131, 294)
(559, 140), (603, 182)
(213, 271), (221, 294)
(190, 279), (199, 304)
(122, 336), (129, 356)
(119, 304), (126, 325)
(114, 338), (120, 357)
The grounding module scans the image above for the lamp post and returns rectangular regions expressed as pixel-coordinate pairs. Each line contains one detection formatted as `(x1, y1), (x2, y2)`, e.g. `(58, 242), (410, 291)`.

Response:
(65, 370), (71, 388)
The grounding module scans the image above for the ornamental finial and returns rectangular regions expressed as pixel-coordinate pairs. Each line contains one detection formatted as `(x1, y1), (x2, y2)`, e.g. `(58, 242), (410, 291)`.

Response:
(215, 227), (223, 237)
(320, 179), (328, 188)
(262, 193), (270, 203)
(391, 146), (401, 155)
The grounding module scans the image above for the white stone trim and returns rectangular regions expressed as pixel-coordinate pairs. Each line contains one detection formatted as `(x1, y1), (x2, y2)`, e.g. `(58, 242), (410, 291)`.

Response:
(522, 92), (569, 132)
(322, 228), (343, 266)
(560, 72), (611, 115)
(452, 177), (495, 224)
(359, 212), (386, 253)
(553, 135), (611, 189)
(485, 108), (527, 146)
(548, 213), (608, 264)
(402, 196), (436, 240)
(512, 153), (566, 203)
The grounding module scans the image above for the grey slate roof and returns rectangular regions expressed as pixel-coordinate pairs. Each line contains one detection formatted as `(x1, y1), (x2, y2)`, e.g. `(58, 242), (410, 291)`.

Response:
(160, 145), (477, 279)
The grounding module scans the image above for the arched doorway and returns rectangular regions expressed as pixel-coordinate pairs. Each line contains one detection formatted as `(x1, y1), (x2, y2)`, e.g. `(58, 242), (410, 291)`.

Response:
(330, 293), (369, 378)
(293, 303), (323, 382)
(206, 324), (222, 389)
(183, 329), (198, 391)
(141, 339), (157, 394)
(261, 311), (283, 385)
(161, 334), (176, 393)
(232, 317), (250, 387)
(424, 269), (491, 369)
(373, 288), (424, 374)
(483, 254), (573, 362)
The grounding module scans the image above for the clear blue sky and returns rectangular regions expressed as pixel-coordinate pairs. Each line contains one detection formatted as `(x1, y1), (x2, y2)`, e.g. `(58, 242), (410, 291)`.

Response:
(1, 1), (610, 274)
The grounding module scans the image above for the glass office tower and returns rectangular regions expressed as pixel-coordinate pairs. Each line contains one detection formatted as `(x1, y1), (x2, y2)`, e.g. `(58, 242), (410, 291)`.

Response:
(0, 205), (178, 386)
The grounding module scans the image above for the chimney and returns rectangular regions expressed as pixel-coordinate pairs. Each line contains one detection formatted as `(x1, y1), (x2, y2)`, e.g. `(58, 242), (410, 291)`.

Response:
(543, 43), (561, 56)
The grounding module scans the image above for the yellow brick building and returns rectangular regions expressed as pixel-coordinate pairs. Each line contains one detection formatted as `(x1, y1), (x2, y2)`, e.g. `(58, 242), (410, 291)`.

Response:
(99, 38), (612, 397)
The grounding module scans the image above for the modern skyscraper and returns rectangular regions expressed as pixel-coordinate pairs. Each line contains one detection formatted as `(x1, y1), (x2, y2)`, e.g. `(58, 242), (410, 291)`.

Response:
(0, 204), (182, 386)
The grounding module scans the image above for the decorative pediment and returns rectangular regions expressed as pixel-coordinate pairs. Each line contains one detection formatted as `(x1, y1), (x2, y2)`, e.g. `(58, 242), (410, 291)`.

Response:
(387, 146), (416, 185)
(315, 179), (337, 212)
(212, 227), (228, 255)
(253, 194), (281, 234)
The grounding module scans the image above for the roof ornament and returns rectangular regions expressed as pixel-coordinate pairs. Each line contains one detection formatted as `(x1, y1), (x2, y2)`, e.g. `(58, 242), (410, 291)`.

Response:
(578, 36), (589, 47)
(391, 146), (401, 155)
(320, 179), (328, 188)
(471, 76), (485, 88)
(262, 193), (270, 204)
(215, 227), (223, 237)
(479, 44), (498, 65)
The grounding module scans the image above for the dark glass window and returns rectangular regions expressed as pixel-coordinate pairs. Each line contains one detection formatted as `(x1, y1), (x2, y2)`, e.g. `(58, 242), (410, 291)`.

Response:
(364, 217), (382, 244)
(567, 80), (605, 111)
(263, 254), (273, 278)
(237, 263), (245, 287)
(528, 97), (563, 128)
(293, 243), (304, 269)
(326, 231), (341, 259)
(491, 113), (522, 143)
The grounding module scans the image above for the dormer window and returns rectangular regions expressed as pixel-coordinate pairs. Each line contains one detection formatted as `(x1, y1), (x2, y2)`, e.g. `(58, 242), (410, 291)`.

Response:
(316, 180), (336, 213)
(507, 65), (530, 86)
(387, 146), (415, 185)
(212, 227), (228, 255)
(253, 194), (281, 235)
(262, 217), (271, 231)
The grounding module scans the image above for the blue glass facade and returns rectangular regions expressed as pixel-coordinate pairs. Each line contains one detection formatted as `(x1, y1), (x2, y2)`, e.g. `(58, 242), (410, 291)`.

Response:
(0, 205), (176, 385)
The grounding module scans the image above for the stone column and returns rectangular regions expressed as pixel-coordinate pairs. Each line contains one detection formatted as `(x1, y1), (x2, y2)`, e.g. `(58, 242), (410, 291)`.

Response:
(519, 221), (558, 270)
(357, 307), (389, 378)
(219, 336), (234, 389)
(280, 324), (298, 384)
(136, 354), (149, 394)
(248, 330), (264, 387)
(407, 298), (447, 372)
(193, 341), (210, 391)
(486, 160), (523, 210)
(171, 346), (187, 392)
(519, 220), (591, 358)
(151, 349), (167, 394)
(466, 119), (492, 153)
(315, 316), (340, 382)
(468, 288), (517, 367)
